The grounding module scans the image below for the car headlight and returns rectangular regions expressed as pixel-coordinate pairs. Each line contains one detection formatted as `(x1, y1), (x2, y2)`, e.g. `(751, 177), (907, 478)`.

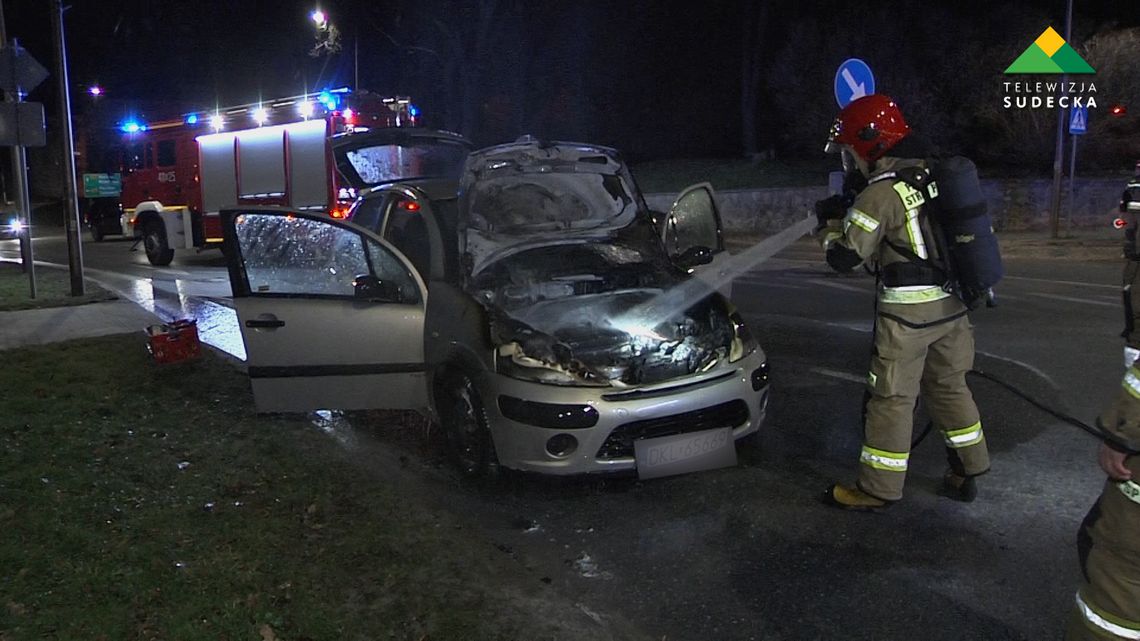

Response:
(728, 311), (757, 363)
(495, 343), (607, 387)
(9, 218), (23, 234)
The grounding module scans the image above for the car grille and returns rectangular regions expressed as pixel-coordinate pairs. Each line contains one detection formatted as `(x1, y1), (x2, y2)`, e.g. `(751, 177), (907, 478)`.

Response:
(595, 399), (750, 460)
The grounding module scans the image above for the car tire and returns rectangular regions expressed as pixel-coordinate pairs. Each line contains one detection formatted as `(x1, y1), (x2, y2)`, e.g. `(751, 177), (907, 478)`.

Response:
(438, 370), (499, 479)
(89, 224), (105, 242)
(143, 221), (174, 266)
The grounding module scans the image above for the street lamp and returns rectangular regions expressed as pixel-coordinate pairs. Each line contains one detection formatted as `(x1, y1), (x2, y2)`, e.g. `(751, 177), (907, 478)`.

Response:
(307, 6), (356, 90)
(310, 9), (327, 30)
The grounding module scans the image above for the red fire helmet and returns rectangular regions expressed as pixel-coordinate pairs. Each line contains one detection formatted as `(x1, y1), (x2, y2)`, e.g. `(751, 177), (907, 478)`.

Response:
(826, 94), (911, 162)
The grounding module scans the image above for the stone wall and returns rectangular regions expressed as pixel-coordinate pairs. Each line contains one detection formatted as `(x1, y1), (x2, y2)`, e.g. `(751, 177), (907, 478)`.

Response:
(646, 178), (1126, 234)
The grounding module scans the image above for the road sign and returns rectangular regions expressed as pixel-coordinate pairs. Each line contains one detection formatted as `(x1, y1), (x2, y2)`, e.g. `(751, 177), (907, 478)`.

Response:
(0, 43), (48, 95)
(834, 58), (875, 109)
(82, 173), (122, 197)
(0, 101), (45, 147)
(1069, 106), (1088, 135)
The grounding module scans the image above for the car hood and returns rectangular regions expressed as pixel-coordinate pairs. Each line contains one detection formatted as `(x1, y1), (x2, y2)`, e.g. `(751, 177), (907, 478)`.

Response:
(471, 241), (736, 387)
(459, 142), (643, 276)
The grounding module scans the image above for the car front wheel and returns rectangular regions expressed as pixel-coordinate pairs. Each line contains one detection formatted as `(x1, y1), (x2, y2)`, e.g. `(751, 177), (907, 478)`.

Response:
(438, 371), (499, 479)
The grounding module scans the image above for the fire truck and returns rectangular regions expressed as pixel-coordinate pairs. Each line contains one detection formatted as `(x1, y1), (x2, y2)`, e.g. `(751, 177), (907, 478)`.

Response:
(81, 88), (430, 265)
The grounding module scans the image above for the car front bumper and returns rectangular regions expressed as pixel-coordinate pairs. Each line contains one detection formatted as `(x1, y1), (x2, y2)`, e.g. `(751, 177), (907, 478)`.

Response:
(475, 348), (769, 475)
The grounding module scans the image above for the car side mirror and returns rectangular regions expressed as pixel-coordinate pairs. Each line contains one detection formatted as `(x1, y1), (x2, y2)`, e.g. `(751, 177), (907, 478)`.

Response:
(674, 245), (713, 270)
(353, 274), (404, 303)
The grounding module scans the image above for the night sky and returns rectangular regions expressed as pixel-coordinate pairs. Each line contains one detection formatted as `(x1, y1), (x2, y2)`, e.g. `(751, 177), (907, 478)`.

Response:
(3, 0), (1138, 163)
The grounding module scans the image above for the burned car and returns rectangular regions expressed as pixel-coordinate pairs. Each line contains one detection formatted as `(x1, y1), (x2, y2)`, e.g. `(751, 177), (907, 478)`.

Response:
(221, 139), (769, 478)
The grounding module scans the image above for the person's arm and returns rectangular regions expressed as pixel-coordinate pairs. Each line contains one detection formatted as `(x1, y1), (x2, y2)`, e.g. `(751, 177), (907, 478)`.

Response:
(1098, 374), (1140, 479)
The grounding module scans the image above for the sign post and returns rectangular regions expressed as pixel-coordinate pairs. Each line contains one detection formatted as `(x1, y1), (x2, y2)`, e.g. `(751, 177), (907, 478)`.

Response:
(1066, 106), (1088, 229)
(0, 5), (48, 298)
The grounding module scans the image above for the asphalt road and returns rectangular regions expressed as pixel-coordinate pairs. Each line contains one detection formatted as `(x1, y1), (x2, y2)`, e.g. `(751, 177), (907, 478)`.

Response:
(4, 228), (1126, 640)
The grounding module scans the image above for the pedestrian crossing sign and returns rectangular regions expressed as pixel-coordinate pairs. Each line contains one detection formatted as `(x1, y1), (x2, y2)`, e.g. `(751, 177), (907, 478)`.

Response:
(1069, 106), (1088, 135)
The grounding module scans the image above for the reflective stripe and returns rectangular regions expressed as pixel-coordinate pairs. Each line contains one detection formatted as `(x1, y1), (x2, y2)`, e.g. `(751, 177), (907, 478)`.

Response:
(1128, 202), (1140, 211)
(845, 209), (880, 234)
(943, 421), (984, 448)
(892, 181), (927, 209)
(879, 285), (951, 304)
(860, 446), (908, 472)
(1118, 480), (1140, 506)
(1075, 591), (1140, 640)
(905, 209), (929, 259)
(1123, 369), (1140, 399)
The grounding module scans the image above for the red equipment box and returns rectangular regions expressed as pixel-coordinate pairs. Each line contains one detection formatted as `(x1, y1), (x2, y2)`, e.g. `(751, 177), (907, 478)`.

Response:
(145, 319), (201, 364)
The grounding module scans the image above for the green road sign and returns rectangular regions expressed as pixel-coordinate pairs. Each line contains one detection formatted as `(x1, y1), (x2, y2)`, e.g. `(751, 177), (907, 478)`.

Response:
(82, 173), (122, 197)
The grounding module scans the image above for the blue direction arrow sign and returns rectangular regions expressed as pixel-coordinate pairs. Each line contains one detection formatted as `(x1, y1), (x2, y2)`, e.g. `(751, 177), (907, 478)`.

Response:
(1069, 106), (1088, 135)
(834, 58), (875, 108)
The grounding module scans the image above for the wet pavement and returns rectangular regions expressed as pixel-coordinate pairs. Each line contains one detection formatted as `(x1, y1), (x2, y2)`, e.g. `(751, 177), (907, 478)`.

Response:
(2, 227), (1126, 640)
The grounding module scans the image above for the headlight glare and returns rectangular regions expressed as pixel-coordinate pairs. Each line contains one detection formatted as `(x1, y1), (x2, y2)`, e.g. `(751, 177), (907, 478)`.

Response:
(728, 312), (757, 363)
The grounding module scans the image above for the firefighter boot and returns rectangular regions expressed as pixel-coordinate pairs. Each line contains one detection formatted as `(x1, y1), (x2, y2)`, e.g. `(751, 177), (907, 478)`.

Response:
(823, 483), (890, 512)
(941, 469), (978, 502)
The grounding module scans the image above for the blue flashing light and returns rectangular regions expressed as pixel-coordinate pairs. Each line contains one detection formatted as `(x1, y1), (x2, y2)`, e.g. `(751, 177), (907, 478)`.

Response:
(318, 90), (339, 109)
(408, 104), (420, 117)
(185, 113), (199, 125)
(121, 120), (142, 134)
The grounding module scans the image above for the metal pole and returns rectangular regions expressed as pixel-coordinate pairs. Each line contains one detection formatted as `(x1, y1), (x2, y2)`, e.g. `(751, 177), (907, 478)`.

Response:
(1048, 0), (1075, 239)
(0, 4), (35, 297)
(1067, 134), (1079, 231)
(51, 0), (83, 295)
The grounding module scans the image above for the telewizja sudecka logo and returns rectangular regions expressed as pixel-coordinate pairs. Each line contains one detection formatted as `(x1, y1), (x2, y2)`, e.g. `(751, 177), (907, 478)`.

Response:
(1002, 27), (1097, 109)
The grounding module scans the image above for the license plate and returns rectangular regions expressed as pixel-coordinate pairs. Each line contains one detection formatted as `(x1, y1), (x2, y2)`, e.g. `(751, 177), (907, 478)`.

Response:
(633, 427), (737, 480)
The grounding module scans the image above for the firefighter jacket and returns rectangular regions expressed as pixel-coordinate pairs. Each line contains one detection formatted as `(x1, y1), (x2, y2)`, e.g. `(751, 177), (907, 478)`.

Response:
(822, 157), (968, 327)
(1122, 178), (1140, 216)
(1121, 179), (1140, 351)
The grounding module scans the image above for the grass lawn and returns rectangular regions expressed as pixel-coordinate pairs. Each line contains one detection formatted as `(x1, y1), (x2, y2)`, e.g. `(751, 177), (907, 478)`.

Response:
(630, 157), (834, 193)
(0, 261), (116, 311)
(0, 335), (586, 640)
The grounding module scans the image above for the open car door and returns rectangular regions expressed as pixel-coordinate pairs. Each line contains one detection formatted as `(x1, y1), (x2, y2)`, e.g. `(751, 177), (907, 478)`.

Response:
(661, 183), (731, 296)
(222, 209), (429, 413)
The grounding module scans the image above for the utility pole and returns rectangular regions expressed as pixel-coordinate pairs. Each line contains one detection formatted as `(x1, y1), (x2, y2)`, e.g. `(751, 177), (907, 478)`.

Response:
(1048, 0), (1074, 239)
(0, 1), (35, 297)
(51, 0), (84, 295)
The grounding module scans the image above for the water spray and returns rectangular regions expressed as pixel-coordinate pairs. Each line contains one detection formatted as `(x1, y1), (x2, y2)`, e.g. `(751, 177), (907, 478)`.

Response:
(609, 215), (818, 335)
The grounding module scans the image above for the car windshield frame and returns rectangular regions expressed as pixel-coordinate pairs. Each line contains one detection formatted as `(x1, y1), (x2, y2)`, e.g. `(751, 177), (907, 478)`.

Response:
(334, 134), (472, 190)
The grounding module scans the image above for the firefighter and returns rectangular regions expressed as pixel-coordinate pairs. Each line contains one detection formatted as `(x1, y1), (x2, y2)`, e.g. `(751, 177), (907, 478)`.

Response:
(1120, 169), (1140, 367)
(1063, 248), (1140, 640)
(815, 95), (989, 509)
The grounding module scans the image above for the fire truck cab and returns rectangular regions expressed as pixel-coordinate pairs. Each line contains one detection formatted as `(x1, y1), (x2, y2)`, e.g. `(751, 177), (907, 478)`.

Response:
(97, 89), (435, 266)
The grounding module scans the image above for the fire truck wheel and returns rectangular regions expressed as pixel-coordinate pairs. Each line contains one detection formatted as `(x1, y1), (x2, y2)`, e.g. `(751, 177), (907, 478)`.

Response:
(437, 370), (500, 480)
(143, 222), (175, 266)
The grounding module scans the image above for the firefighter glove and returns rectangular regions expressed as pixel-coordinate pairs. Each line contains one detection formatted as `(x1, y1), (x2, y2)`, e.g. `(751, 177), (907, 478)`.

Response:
(814, 195), (848, 231)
